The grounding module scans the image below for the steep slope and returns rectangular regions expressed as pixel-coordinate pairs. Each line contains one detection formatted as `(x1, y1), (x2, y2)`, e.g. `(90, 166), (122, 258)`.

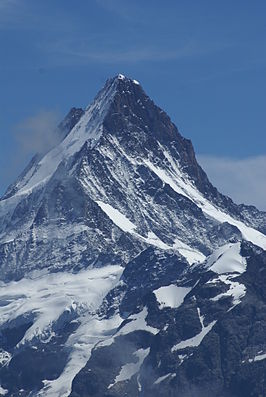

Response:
(0, 74), (265, 397)
(0, 74), (265, 280)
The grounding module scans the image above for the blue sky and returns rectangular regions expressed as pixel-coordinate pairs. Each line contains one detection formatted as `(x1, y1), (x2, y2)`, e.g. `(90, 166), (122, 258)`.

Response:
(0, 0), (265, 208)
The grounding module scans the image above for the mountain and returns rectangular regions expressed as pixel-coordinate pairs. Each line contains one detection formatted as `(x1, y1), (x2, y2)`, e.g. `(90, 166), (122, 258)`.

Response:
(0, 74), (265, 397)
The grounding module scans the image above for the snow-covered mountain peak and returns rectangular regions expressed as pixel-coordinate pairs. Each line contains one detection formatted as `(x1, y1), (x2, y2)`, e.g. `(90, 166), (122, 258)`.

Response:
(0, 74), (166, 203)
(0, 75), (266, 397)
(115, 73), (140, 85)
(0, 74), (265, 282)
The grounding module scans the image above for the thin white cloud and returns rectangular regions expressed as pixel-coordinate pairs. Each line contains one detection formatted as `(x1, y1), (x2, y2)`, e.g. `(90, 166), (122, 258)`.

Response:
(197, 155), (266, 211)
(46, 37), (233, 65)
(0, 110), (61, 196)
(15, 110), (61, 155)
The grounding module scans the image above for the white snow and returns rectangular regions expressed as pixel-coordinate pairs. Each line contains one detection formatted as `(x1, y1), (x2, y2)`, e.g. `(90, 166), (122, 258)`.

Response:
(133, 79), (140, 85)
(207, 242), (247, 274)
(210, 274), (246, 308)
(144, 149), (266, 251)
(96, 201), (169, 248)
(153, 285), (191, 309)
(177, 353), (193, 366)
(0, 350), (11, 367)
(171, 308), (216, 352)
(0, 76), (119, 204)
(96, 200), (205, 263)
(0, 265), (124, 397)
(173, 238), (206, 265)
(249, 352), (266, 363)
(145, 231), (170, 250)
(254, 353), (266, 362)
(154, 373), (176, 385)
(39, 314), (122, 397)
(108, 348), (150, 389)
(98, 307), (159, 349)
(0, 386), (8, 396)
(96, 201), (137, 232)
(205, 243), (247, 309)
(118, 74), (125, 80)
(242, 351), (266, 364)
(0, 265), (122, 345)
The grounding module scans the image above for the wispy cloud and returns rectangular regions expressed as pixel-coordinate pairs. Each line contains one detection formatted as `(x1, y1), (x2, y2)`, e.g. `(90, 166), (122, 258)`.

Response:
(197, 155), (266, 211)
(46, 37), (233, 65)
(95, 0), (146, 23)
(0, 109), (61, 196)
(15, 110), (61, 155)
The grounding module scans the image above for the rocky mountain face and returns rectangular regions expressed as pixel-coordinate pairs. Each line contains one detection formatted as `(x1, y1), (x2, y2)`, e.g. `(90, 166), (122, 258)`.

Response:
(0, 74), (265, 397)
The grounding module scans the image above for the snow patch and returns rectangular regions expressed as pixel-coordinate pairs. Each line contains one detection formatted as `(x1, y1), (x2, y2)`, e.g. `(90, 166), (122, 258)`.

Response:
(39, 314), (122, 397)
(97, 200), (205, 263)
(173, 238), (206, 265)
(144, 150), (266, 251)
(0, 350), (11, 367)
(154, 373), (176, 385)
(96, 201), (136, 233)
(171, 308), (216, 352)
(248, 352), (266, 363)
(108, 348), (150, 389)
(0, 386), (8, 396)
(154, 285), (191, 309)
(98, 307), (159, 349)
(210, 274), (246, 308)
(207, 242), (247, 274)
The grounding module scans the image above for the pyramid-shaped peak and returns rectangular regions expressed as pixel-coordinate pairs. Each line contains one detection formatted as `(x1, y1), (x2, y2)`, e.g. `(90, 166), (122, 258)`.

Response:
(91, 73), (143, 109)
(116, 73), (140, 85)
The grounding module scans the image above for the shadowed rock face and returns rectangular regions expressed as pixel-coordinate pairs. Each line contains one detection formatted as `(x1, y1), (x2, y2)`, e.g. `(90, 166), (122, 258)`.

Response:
(0, 75), (265, 397)
(69, 243), (266, 397)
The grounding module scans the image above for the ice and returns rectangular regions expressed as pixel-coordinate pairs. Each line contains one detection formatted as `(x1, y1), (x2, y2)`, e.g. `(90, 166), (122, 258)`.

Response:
(0, 264), (125, 397)
(171, 308), (216, 352)
(108, 348), (150, 389)
(0, 265), (123, 348)
(207, 242), (247, 274)
(154, 285), (191, 309)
